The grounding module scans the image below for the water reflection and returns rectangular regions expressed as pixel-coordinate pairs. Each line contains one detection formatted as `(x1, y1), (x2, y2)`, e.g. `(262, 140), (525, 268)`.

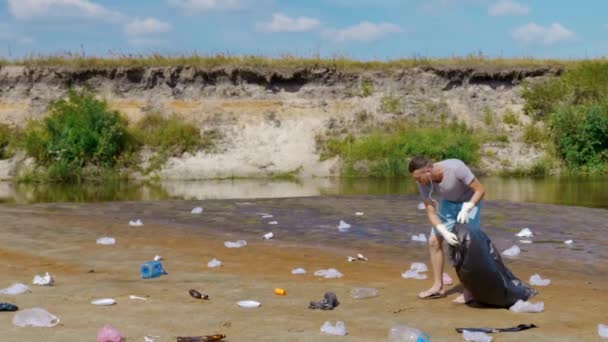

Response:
(0, 175), (607, 209)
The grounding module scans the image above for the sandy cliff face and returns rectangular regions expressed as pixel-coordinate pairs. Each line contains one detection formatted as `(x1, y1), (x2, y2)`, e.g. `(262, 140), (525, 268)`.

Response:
(0, 65), (560, 179)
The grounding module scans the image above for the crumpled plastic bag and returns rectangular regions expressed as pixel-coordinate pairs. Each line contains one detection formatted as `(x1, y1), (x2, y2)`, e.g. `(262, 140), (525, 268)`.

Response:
(129, 219), (143, 227)
(96, 237), (116, 245)
(598, 324), (608, 338)
(463, 330), (493, 342)
(509, 299), (544, 313)
(321, 321), (347, 336)
(338, 220), (351, 232)
(224, 240), (247, 248)
(97, 324), (122, 342)
(291, 267), (306, 275)
(0, 283), (29, 295)
(207, 258), (222, 268)
(502, 245), (521, 258)
(13, 308), (60, 327)
(529, 274), (551, 286)
(314, 268), (343, 279)
(411, 233), (427, 243)
(191, 207), (203, 214)
(32, 273), (54, 286)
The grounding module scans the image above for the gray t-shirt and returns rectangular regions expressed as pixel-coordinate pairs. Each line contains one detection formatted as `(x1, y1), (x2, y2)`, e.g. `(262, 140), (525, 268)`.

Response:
(418, 159), (475, 203)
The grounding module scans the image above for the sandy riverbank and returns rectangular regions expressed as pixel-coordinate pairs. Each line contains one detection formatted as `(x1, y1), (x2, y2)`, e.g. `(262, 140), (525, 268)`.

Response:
(0, 197), (606, 341)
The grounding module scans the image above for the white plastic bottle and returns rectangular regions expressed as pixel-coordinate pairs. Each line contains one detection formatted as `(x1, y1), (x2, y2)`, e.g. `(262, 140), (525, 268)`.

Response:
(388, 325), (430, 342)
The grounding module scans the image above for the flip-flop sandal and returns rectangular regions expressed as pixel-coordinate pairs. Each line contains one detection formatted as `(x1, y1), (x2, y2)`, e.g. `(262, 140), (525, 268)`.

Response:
(418, 291), (446, 300)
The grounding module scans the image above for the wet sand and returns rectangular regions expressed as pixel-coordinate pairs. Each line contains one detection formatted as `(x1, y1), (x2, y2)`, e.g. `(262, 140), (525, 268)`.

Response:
(0, 195), (607, 341)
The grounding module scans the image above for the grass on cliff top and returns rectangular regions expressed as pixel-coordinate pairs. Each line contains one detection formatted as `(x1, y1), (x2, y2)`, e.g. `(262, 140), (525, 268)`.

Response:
(0, 52), (592, 71)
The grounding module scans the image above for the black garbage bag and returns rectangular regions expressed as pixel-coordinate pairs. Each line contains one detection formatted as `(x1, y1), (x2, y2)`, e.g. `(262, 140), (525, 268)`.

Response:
(448, 224), (537, 308)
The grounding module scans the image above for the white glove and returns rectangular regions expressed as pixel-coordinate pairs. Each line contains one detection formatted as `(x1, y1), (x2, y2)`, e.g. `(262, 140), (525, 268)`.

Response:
(457, 202), (476, 224)
(435, 223), (459, 246)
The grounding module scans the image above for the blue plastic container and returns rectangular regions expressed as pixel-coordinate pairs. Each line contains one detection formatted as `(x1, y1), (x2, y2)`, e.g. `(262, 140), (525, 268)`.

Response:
(140, 260), (165, 279)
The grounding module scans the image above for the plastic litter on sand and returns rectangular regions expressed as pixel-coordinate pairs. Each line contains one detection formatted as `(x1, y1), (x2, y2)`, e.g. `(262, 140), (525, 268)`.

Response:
(321, 321), (347, 336)
(129, 295), (147, 300)
(411, 233), (427, 243)
(291, 268), (306, 275)
(338, 220), (351, 232)
(129, 219), (143, 227)
(96, 237), (116, 245)
(91, 298), (116, 306)
(519, 240), (533, 244)
(0, 283), (29, 295)
(417, 202), (426, 210)
(237, 300), (261, 308)
(598, 324), (608, 338)
(401, 262), (428, 280)
(208, 258), (222, 268)
(263, 232), (274, 240)
(191, 207), (203, 214)
(530, 274), (551, 286)
(351, 287), (378, 299)
(355, 212), (364, 216)
(509, 300), (544, 313)
(97, 324), (121, 342)
(463, 330), (493, 342)
(502, 245), (521, 258)
(268, 221), (278, 225)
(314, 268), (343, 279)
(32, 273), (54, 286)
(153, 255), (162, 261)
(443, 272), (453, 285)
(388, 325), (430, 342)
(564, 240), (574, 245)
(410, 262), (428, 272)
(515, 228), (533, 238)
(224, 240), (247, 248)
(13, 308), (60, 327)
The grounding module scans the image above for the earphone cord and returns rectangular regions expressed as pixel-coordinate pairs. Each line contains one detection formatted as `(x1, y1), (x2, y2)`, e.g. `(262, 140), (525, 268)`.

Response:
(428, 176), (448, 221)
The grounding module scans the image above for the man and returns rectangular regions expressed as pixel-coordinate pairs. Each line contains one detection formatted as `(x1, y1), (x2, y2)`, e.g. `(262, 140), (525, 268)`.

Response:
(408, 156), (485, 302)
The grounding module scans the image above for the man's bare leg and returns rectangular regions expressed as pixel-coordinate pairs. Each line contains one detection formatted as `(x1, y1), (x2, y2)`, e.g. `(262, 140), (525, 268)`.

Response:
(418, 233), (445, 298)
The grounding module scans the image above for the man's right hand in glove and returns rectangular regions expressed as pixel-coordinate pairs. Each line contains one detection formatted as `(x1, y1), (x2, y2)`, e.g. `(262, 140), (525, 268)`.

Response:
(435, 223), (459, 246)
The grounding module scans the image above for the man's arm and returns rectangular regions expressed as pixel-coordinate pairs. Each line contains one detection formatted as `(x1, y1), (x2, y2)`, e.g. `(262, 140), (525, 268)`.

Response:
(424, 200), (443, 227)
(467, 178), (485, 204)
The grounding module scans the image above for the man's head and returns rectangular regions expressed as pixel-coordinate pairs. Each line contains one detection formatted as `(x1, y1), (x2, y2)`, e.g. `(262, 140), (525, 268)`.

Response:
(409, 156), (433, 185)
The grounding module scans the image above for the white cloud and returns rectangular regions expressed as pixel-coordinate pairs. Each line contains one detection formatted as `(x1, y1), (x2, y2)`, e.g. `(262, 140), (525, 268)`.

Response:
(256, 13), (320, 33)
(323, 21), (403, 43)
(167, 0), (247, 12)
(511, 22), (574, 45)
(7, 0), (123, 21)
(488, 0), (529, 16)
(125, 18), (172, 36)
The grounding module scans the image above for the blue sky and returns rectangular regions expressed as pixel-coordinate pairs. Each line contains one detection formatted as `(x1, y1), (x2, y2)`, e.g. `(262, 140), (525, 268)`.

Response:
(0, 0), (606, 60)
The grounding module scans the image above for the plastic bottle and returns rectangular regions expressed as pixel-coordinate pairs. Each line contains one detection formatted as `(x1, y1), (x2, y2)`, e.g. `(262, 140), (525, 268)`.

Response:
(351, 287), (378, 299)
(274, 288), (286, 296)
(140, 260), (165, 279)
(388, 325), (430, 342)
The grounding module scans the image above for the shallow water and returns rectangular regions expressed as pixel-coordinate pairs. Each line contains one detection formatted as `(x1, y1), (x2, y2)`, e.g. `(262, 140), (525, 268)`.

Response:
(2, 175), (608, 209)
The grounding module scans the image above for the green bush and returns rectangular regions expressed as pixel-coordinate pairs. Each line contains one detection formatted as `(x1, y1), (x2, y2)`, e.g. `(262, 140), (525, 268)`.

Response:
(21, 89), (134, 182)
(522, 123), (546, 147)
(548, 105), (608, 172)
(133, 113), (203, 155)
(359, 79), (374, 97)
(322, 122), (479, 178)
(522, 62), (608, 119)
(0, 123), (15, 159)
(502, 110), (519, 126)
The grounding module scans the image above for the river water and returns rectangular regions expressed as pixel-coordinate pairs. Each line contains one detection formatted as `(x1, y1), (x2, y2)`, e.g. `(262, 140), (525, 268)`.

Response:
(2, 176), (607, 209)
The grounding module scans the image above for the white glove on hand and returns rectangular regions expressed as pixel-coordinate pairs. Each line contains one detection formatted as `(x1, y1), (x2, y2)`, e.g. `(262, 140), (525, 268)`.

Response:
(457, 202), (476, 224)
(435, 223), (459, 246)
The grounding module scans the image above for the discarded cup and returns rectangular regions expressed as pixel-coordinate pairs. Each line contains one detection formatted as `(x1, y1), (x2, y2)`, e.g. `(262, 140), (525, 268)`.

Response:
(207, 258), (222, 268)
(529, 274), (551, 286)
(224, 240), (247, 248)
(140, 260), (166, 279)
(129, 219), (143, 227)
(96, 237), (116, 245)
(189, 289), (209, 300)
(502, 245), (521, 258)
(338, 220), (351, 232)
(321, 321), (347, 336)
(351, 287), (378, 299)
(274, 288), (286, 296)
(32, 272), (54, 286)
(291, 267), (306, 275)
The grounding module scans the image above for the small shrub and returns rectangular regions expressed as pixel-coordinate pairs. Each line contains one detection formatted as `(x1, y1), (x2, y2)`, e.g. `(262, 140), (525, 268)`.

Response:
(482, 107), (494, 126)
(380, 94), (402, 114)
(21, 89), (134, 182)
(502, 110), (519, 126)
(359, 79), (374, 97)
(522, 123), (545, 147)
(133, 113), (204, 156)
(0, 123), (15, 159)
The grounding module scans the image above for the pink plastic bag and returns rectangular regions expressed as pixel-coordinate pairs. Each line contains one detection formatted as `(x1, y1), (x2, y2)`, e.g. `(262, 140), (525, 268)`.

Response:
(97, 325), (122, 342)
(443, 272), (454, 285)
